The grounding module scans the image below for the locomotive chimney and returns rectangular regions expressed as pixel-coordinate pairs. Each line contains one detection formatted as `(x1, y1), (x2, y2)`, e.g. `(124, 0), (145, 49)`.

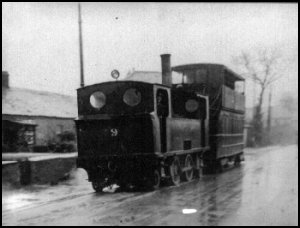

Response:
(160, 54), (172, 86)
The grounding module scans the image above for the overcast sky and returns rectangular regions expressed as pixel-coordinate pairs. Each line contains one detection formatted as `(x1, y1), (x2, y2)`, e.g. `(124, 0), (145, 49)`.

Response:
(2, 2), (298, 107)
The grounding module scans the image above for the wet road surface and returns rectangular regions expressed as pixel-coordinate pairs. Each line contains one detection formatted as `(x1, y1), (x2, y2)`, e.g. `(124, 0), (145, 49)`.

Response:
(2, 145), (298, 226)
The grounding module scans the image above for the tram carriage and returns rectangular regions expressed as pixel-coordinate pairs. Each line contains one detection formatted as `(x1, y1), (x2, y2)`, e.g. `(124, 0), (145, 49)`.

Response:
(76, 54), (245, 192)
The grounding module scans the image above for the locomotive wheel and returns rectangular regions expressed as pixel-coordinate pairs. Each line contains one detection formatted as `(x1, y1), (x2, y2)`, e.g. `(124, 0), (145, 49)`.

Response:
(169, 157), (181, 186)
(218, 159), (228, 173)
(92, 180), (106, 193)
(143, 169), (161, 190)
(195, 155), (203, 179)
(184, 155), (194, 182)
(153, 169), (161, 190)
(234, 154), (241, 166)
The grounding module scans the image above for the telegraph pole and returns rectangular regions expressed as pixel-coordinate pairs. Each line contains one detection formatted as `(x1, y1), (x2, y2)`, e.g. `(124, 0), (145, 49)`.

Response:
(78, 3), (85, 88)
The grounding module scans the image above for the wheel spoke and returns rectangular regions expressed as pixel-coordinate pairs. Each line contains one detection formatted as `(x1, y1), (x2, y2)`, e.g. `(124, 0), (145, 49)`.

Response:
(153, 169), (161, 189)
(92, 180), (106, 192)
(170, 157), (181, 186)
(185, 155), (194, 182)
(196, 155), (203, 179)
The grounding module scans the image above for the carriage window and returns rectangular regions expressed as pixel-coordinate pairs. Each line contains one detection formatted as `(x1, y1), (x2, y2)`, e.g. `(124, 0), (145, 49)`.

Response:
(157, 89), (169, 117)
(183, 70), (196, 84)
(195, 69), (208, 83)
(123, 88), (142, 107)
(90, 91), (106, 109)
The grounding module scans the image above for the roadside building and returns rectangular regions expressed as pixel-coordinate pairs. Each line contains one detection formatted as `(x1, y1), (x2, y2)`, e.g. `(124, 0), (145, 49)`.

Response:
(2, 71), (77, 152)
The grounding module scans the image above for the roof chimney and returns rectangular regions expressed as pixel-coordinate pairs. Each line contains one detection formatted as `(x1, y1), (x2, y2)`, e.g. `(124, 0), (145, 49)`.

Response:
(160, 54), (172, 86)
(2, 71), (9, 88)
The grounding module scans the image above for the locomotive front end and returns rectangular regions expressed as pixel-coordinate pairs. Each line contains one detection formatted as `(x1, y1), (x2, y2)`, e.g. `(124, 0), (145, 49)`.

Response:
(76, 81), (159, 191)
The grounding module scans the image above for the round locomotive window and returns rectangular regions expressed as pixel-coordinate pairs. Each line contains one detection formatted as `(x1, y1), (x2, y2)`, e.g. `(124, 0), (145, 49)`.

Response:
(90, 91), (106, 109)
(123, 88), (142, 107)
(185, 99), (199, 113)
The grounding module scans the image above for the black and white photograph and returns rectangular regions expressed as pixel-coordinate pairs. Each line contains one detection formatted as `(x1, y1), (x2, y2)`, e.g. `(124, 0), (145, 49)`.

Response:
(2, 2), (298, 226)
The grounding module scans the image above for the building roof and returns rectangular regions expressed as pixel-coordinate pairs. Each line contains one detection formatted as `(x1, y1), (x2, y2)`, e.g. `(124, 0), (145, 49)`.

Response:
(125, 71), (162, 84)
(2, 87), (77, 119)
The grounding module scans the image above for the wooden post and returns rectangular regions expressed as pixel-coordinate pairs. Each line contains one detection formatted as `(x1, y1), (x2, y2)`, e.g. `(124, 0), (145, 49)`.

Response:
(78, 3), (85, 88)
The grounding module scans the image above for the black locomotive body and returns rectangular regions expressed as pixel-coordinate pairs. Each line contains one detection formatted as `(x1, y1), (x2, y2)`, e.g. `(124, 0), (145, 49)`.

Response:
(76, 54), (245, 192)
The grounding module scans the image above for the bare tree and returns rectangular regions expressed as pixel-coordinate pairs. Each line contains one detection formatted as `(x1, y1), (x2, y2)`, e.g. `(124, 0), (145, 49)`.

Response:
(233, 48), (283, 145)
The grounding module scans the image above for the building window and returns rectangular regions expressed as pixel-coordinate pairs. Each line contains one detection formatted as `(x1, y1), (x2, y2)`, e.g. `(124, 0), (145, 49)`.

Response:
(23, 126), (35, 145)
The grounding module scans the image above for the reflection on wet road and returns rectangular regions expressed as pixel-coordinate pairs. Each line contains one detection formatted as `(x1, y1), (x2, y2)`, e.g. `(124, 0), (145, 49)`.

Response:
(2, 145), (298, 226)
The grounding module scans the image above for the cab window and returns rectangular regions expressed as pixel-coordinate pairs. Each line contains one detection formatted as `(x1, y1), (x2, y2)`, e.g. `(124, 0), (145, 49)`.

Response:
(172, 91), (204, 120)
(156, 89), (169, 117)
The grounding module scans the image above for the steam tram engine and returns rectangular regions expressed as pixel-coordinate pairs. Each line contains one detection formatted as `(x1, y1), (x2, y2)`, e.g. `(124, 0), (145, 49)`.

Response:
(76, 54), (245, 192)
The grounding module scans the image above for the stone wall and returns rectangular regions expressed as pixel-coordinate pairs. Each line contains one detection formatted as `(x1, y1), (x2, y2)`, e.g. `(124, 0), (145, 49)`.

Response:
(2, 161), (21, 186)
(2, 153), (77, 185)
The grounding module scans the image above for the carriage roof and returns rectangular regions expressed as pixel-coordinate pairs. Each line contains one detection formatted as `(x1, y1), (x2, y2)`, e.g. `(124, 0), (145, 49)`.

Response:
(172, 63), (244, 82)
